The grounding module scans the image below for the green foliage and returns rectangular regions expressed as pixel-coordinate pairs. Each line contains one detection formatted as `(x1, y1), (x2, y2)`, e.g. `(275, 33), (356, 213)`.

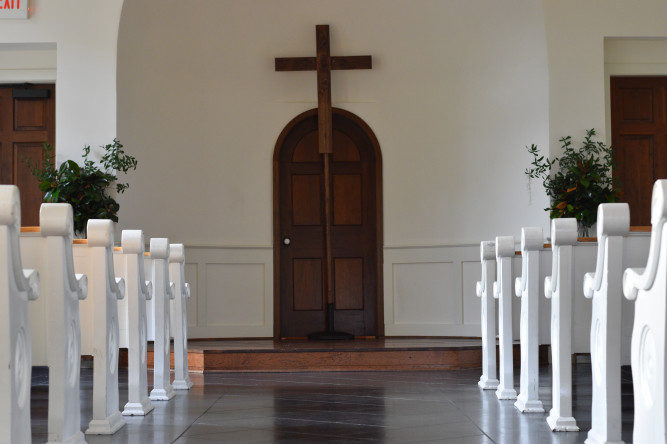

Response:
(525, 129), (620, 229)
(25, 139), (137, 235)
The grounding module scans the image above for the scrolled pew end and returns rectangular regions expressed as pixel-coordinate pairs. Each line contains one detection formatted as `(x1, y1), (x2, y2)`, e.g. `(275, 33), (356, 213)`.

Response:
(583, 272), (595, 299)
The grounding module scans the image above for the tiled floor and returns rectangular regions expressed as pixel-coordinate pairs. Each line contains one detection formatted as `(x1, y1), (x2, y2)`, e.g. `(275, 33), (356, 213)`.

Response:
(30, 364), (634, 443)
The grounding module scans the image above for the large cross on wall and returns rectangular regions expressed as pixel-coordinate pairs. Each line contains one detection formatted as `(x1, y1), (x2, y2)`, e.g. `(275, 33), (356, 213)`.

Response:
(275, 24), (372, 154)
(274, 25), (373, 337)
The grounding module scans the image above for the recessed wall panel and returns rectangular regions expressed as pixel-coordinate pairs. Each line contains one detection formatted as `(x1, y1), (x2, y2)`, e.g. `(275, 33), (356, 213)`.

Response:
(462, 261), (481, 325)
(184, 263), (198, 327)
(393, 262), (457, 324)
(205, 263), (265, 326)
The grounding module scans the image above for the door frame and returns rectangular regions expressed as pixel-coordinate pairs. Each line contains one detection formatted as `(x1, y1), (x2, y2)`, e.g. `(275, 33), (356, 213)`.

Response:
(272, 107), (384, 339)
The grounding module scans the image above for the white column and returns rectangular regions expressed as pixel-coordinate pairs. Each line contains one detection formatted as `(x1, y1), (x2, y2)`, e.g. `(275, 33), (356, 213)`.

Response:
(116, 230), (154, 416)
(476, 240), (499, 390)
(82, 220), (126, 435)
(545, 218), (579, 432)
(494, 236), (517, 400)
(0, 185), (39, 444)
(169, 244), (193, 390)
(514, 227), (545, 413)
(582, 203), (629, 444)
(623, 179), (667, 444)
(149, 238), (176, 401)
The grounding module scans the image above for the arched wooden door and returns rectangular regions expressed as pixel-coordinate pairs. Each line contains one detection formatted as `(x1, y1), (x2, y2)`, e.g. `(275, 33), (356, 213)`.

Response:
(273, 108), (383, 339)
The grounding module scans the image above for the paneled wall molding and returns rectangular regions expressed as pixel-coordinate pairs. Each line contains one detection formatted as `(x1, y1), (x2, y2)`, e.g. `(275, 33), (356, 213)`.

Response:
(183, 246), (273, 339)
(183, 243), (567, 340)
(383, 244), (513, 337)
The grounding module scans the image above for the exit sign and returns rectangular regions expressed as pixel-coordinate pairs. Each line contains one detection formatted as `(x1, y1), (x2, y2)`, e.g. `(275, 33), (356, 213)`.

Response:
(0, 0), (28, 19)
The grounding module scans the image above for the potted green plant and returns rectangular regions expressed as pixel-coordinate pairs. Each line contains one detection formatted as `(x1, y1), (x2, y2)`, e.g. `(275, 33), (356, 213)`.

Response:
(26, 139), (138, 236)
(525, 128), (620, 237)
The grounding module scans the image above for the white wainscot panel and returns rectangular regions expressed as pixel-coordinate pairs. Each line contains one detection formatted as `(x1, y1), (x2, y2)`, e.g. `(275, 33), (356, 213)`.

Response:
(206, 263), (265, 326)
(184, 246), (272, 338)
(384, 245), (482, 336)
(393, 262), (456, 325)
(184, 263), (198, 328)
(462, 261), (482, 325)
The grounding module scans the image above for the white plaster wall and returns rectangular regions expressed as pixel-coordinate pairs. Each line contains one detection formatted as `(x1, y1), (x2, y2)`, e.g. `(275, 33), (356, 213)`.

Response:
(115, 0), (551, 338)
(116, 0), (551, 248)
(543, 0), (667, 156)
(0, 0), (123, 164)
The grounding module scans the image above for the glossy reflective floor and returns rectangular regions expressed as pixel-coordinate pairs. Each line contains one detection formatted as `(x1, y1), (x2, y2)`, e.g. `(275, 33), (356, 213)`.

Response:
(30, 364), (634, 443)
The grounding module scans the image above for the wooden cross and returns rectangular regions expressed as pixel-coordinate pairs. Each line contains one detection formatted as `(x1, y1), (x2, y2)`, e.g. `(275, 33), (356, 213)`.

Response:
(275, 24), (372, 154)
(275, 26), (372, 337)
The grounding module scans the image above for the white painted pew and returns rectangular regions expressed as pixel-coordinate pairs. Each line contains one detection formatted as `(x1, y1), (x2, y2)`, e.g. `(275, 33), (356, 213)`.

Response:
(582, 203), (629, 444)
(544, 218), (579, 431)
(169, 244), (193, 390)
(0, 186), (39, 444)
(623, 179), (667, 444)
(73, 221), (126, 435)
(514, 227), (545, 413)
(147, 239), (176, 401)
(493, 236), (517, 400)
(20, 204), (88, 444)
(113, 230), (154, 416)
(476, 240), (499, 390)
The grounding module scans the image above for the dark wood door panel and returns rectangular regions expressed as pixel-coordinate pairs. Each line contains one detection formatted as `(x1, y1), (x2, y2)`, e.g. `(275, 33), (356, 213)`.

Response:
(0, 85), (55, 226)
(333, 258), (364, 310)
(611, 76), (667, 226)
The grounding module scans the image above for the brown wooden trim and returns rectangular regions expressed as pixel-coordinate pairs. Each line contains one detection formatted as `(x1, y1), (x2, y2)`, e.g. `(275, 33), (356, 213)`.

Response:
(20, 226), (40, 232)
(275, 57), (317, 71)
(331, 56), (372, 70)
(630, 226), (652, 232)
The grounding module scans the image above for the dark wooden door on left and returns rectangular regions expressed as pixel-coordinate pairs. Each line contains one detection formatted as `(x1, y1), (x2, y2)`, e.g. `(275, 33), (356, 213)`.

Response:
(611, 76), (667, 226)
(274, 108), (383, 339)
(0, 84), (55, 226)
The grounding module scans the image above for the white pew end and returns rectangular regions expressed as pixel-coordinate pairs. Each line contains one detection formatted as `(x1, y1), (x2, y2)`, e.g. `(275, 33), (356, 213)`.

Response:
(22, 204), (88, 444)
(582, 203), (629, 444)
(0, 185), (39, 444)
(623, 179), (667, 444)
(493, 236), (517, 400)
(169, 244), (193, 390)
(476, 240), (499, 390)
(545, 217), (579, 431)
(148, 238), (176, 401)
(114, 230), (154, 416)
(75, 220), (126, 435)
(514, 227), (545, 413)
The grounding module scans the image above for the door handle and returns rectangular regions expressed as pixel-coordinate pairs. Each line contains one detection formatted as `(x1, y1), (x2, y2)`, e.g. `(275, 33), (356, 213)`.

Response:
(283, 237), (291, 246)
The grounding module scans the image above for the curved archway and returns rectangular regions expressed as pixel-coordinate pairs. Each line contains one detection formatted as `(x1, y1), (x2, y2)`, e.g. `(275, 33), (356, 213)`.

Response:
(273, 108), (383, 338)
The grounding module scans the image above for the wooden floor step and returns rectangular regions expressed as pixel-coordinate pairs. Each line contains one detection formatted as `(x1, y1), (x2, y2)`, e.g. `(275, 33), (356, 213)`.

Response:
(117, 338), (533, 373)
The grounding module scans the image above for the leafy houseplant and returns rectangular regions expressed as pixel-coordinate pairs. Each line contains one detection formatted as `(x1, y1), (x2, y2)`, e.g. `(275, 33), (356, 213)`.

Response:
(525, 129), (620, 237)
(26, 139), (138, 235)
